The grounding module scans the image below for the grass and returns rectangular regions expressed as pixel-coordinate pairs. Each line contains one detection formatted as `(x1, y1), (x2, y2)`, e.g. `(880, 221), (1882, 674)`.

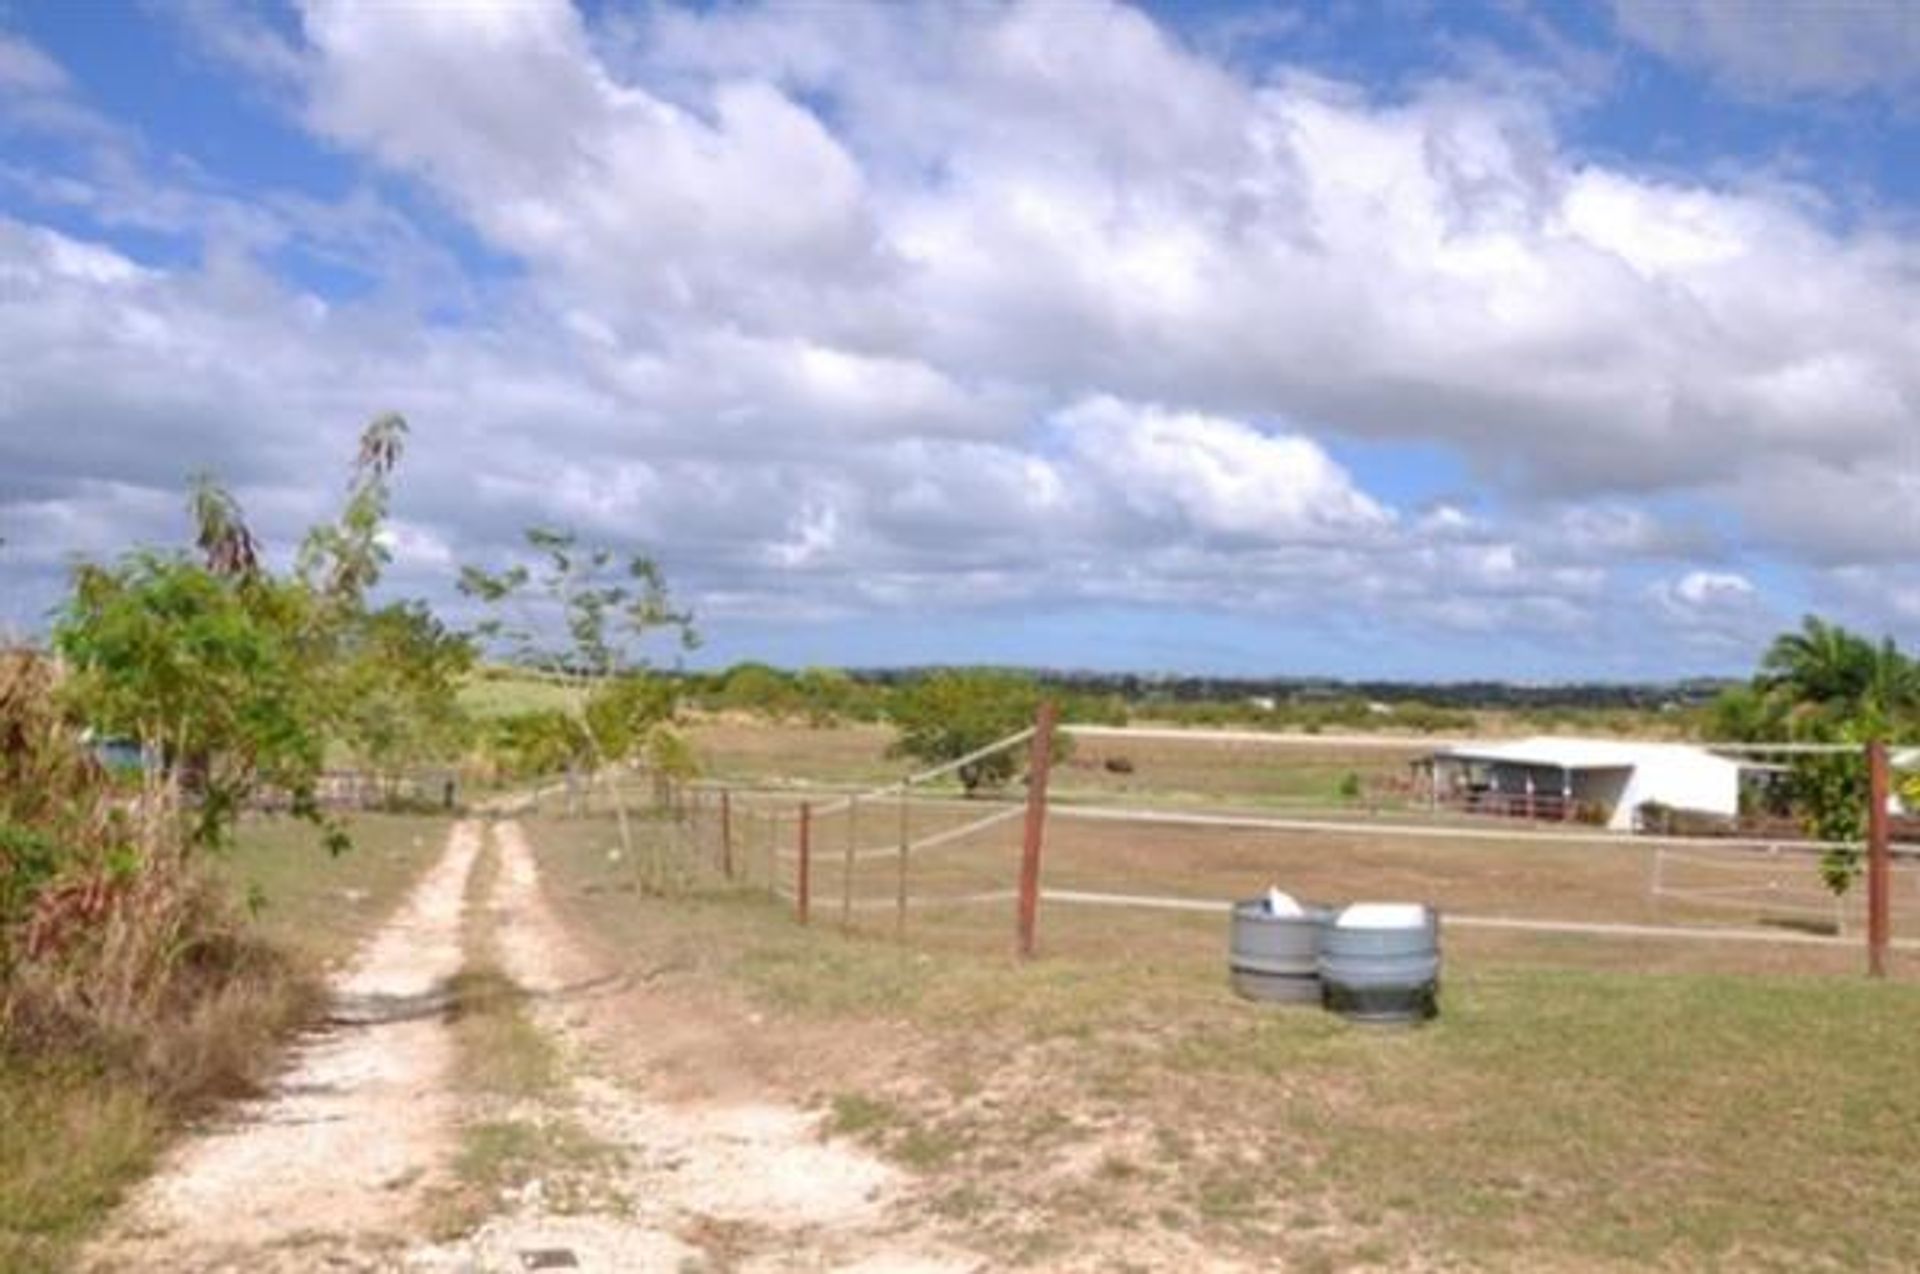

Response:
(220, 812), (454, 966)
(0, 813), (451, 1273)
(458, 667), (579, 721)
(0, 1067), (160, 1273)
(524, 730), (1920, 1269)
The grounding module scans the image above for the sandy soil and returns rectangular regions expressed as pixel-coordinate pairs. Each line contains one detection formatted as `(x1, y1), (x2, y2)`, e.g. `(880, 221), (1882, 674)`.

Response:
(408, 820), (978, 1272)
(85, 821), (484, 1272)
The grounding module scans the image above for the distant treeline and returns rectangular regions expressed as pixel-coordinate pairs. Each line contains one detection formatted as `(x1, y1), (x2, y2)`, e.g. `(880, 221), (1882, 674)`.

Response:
(474, 661), (1724, 735)
(851, 668), (1735, 712)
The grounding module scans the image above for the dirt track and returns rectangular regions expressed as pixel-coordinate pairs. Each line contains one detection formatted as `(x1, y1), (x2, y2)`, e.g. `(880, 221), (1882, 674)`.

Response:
(85, 820), (977, 1273)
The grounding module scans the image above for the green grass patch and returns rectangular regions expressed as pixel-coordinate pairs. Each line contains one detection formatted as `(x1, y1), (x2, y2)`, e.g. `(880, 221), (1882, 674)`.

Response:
(825, 1092), (900, 1138)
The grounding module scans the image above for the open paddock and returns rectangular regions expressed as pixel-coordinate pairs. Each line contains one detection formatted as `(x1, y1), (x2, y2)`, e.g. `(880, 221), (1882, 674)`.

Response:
(527, 790), (1920, 1268)
(672, 777), (1914, 981)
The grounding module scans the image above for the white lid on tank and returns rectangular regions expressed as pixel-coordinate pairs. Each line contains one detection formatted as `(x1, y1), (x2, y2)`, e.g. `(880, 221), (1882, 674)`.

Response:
(1334, 902), (1430, 930)
(1264, 887), (1305, 918)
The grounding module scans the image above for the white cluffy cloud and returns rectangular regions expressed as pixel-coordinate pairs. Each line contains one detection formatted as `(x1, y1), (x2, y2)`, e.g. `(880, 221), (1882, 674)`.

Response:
(1055, 398), (1391, 543)
(1672, 570), (1757, 607)
(5, 0), (1920, 668)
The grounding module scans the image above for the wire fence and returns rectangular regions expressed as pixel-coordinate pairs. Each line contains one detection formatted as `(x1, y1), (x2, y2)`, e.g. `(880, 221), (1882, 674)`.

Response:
(550, 715), (1917, 978)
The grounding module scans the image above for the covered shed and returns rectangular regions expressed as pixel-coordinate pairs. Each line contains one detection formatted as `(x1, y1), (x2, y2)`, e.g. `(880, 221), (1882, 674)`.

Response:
(1426, 737), (1744, 832)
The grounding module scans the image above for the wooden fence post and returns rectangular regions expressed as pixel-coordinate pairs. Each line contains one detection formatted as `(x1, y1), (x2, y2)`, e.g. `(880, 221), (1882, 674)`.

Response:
(797, 802), (813, 926)
(1016, 701), (1058, 960)
(720, 790), (734, 881)
(841, 797), (858, 932)
(761, 808), (776, 898)
(1867, 740), (1891, 979)
(895, 786), (910, 940)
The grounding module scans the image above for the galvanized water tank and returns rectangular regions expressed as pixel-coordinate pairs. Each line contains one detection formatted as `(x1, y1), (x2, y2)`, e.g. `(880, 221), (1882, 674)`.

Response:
(1229, 897), (1330, 1004)
(1320, 902), (1440, 1024)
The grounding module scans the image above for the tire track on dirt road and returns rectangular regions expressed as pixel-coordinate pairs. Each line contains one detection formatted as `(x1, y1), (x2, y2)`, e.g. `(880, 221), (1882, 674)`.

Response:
(409, 820), (979, 1273)
(85, 821), (483, 1273)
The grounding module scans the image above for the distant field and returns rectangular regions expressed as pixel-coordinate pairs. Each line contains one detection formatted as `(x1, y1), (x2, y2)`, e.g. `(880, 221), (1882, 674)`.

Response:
(686, 718), (1430, 807)
(458, 670), (578, 720)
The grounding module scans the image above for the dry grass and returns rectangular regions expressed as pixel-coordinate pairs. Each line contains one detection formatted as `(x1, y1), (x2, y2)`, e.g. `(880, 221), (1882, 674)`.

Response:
(520, 720), (1920, 1267)
(537, 823), (1920, 1268)
(0, 810), (448, 1272)
(221, 813), (455, 968)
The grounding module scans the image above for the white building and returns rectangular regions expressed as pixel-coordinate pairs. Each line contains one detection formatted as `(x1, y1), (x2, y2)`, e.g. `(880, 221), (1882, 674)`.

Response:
(1428, 737), (1745, 832)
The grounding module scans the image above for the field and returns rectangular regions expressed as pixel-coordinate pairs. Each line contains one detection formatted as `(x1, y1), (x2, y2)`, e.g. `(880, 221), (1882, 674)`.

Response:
(0, 813), (449, 1273)
(519, 719), (1920, 1267)
(675, 719), (1916, 970)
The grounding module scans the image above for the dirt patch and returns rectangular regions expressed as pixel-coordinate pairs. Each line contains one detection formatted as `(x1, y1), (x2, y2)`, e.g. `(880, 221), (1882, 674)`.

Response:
(84, 822), (483, 1272)
(409, 820), (979, 1271)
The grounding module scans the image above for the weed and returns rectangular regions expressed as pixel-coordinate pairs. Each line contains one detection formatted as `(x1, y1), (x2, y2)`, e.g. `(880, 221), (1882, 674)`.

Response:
(825, 1091), (898, 1139)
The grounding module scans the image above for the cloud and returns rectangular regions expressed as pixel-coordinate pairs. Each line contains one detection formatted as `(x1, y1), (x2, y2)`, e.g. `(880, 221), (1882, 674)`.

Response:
(7, 3), (1920, 672)
(1648, 568), (1773, 651)
(1613, 0), (1920, 99)
(1053, 398), (1391, 544)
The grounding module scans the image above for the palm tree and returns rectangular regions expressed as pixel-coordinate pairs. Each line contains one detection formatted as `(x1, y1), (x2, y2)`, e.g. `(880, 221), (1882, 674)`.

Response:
(1757, 616), (1887, 733)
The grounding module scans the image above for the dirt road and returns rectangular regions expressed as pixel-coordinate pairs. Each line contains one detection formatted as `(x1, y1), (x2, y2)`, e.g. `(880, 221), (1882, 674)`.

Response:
(84, 820), (975, 1273)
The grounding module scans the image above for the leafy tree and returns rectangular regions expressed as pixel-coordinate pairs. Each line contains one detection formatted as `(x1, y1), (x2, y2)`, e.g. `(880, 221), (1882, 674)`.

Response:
(488, 709), (586, 782)
(793, 667), (857, 726)
(887, 669), (1058, 795)
(1728, 616), (1920, 894)
(718, 662), (800, 719)
(585, 673), (679, 762)
(52, 414), (458, 853)
(1701, 683), (1782, 743)
(55, 548), (334, 851)
(1758, 616), (1917, 729)
(337, 601), (474, 795)
(460, 528), (695, 884)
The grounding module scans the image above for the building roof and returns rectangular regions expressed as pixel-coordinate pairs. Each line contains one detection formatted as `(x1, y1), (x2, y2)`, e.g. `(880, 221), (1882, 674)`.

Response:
(1435, 736), (1740, 772)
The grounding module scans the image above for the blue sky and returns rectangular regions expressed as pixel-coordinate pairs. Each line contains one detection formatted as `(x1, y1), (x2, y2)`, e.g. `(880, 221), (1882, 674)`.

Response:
(2, 1), (1918, 679)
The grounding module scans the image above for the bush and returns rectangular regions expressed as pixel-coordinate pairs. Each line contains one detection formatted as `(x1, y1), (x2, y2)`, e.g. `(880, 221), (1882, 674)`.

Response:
(1, 648), (316, 1109)
(888, 669), (1062, 794)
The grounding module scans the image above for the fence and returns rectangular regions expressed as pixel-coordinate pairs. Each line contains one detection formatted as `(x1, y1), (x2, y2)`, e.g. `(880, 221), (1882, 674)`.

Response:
(591, 711), (1916, 980)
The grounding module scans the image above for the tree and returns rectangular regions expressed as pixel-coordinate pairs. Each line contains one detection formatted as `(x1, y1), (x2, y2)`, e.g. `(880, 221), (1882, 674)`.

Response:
(887, 669), (1056, 795)
(488, 709), (586, 782)
(52, 415), (443, 853)
(1701, 683), (1781, 743)
(1758, 616), (1917, 729)
(1732, 617), (1919, 894)
(460, 528), (695, 886)
(793, 667), (857, 726)
(337, 601), (474, 796)
(718, 662), (800, 719)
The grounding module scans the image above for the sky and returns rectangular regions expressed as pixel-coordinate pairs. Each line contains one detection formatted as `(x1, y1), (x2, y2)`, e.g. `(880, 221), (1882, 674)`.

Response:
(1, 0), (1917, 680)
